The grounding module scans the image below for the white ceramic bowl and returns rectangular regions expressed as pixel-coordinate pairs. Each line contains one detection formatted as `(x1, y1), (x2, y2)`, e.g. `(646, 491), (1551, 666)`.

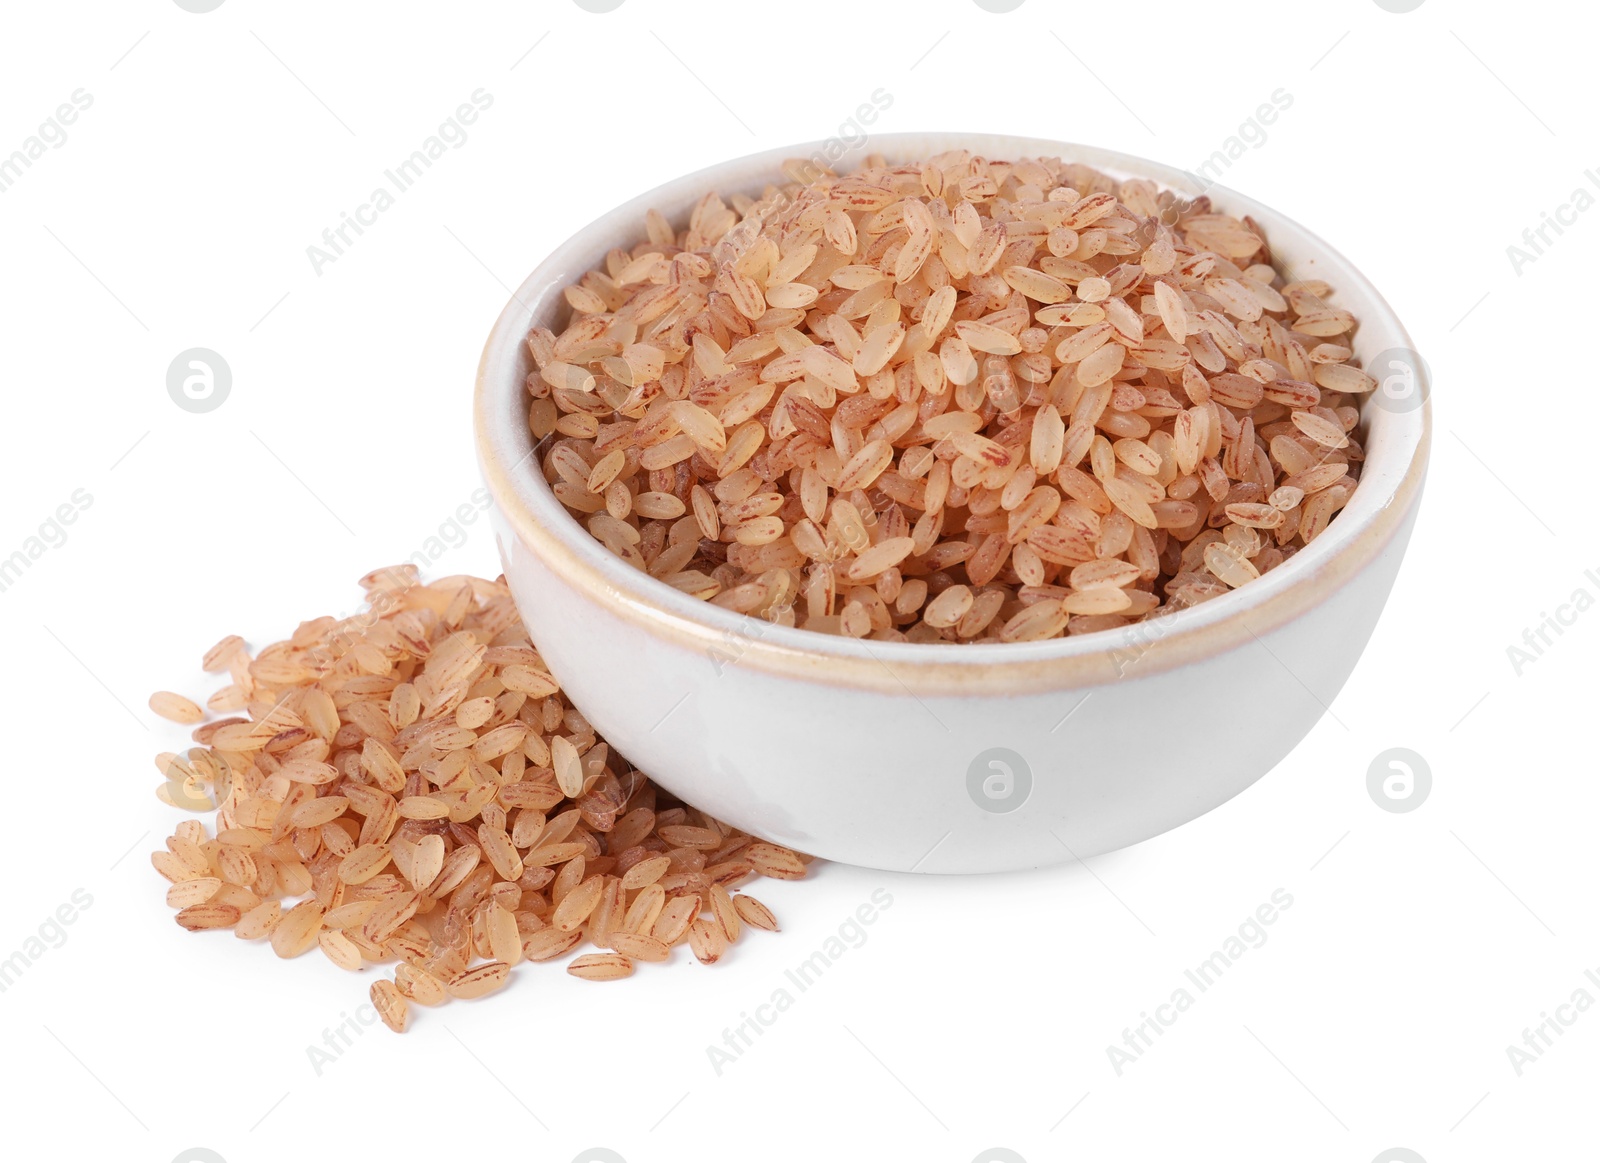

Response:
(475, 133), (1430, 874)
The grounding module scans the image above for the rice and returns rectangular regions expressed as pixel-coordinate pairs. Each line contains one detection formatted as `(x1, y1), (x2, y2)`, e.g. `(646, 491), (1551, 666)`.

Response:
(149, 691), (205, 724)
(530, 151), (1370, 643)
(150, 568), (807, 1031)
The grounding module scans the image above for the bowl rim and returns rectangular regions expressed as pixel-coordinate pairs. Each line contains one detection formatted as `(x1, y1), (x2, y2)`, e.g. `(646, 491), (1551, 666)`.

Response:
(475, 131), (1431, 696)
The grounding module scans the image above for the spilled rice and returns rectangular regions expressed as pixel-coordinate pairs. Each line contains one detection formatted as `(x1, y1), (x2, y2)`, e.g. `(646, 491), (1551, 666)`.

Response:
(151, 567), (806, 1032)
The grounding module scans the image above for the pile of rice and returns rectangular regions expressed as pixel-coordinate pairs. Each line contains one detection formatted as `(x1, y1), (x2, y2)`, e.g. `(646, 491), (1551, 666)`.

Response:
(149, 567), (805, 1032)
(529, 151), (1369, 643)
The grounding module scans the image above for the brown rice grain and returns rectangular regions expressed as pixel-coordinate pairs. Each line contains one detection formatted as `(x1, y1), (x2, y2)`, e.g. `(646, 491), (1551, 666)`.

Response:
(651, 896), (701, 945)
(149, 691), (205, 724)
(447, 961), (512, 999)
(606, 932), (671, 962)
(235, 900), (281, 940)
(176, 903), (239, 931)
(370, 980), (409, 1032)
(394, 964), (447, 1005)
(522, 928), (584, 962)
(269, 900), (324, 958)
(1290, 410), (1351, 449)
(731, 895), (779, 932)
(567, 952), (634, 981)
(201, 635), (246, 673)
(318, 929), (364, 971)
(166, 877), (221, 909)
(688, 918), (728, 965)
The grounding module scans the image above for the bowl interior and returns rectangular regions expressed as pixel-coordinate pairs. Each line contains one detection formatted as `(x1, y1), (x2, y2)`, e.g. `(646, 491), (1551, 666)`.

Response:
(476, 132), (1429, 680)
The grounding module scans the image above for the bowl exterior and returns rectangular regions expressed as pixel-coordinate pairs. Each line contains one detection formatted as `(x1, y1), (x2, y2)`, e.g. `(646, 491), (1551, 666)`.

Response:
(492, 489), (1419, 873)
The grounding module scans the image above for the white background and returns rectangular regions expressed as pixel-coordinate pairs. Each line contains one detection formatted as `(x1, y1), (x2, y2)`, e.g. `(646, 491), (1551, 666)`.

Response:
(1, 1), (1593, 1160)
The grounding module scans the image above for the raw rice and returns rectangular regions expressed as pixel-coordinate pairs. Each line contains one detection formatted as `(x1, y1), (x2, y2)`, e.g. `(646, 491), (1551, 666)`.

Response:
(151, 567), (807, 1031)
(149, 691), (205, 724)
(530, 151), (1369, 642)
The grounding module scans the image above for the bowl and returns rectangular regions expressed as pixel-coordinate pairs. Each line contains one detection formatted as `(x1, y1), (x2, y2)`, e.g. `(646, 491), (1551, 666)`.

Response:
(475, 132), (1430, 874)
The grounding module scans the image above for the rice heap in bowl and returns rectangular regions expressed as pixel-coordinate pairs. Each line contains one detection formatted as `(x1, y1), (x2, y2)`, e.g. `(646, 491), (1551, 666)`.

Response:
(527, 150), (1371, 644)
